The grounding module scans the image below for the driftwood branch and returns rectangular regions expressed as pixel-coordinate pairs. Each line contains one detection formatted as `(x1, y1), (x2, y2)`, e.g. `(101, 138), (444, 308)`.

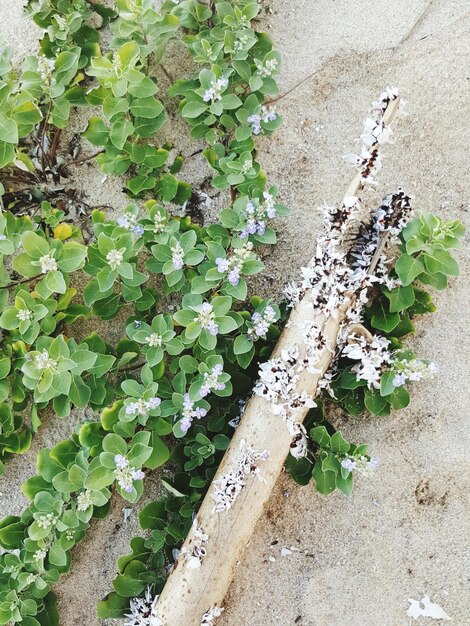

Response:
(156, 93), (402, 625)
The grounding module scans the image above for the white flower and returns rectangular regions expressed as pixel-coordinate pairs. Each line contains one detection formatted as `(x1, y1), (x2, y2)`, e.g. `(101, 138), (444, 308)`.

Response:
(76, 490), (93, 512)
(171, 242), (184, 270)
(203, 77), (229, 102)
(34, 349), (57, 371)
(114, 454), (145, 493)
(36, 513), (57, 529)
(200, 364), (225, 397)
(17, 309), (33, 322)
(255, 58), (279, 77)
(39, 252), (58, 274)
(37, 56), (55, 82)
(34, 549), (47, 561)
(106, 248), (124, 270)
(146, 333), (163, 347)
(197, 303), (218, 336)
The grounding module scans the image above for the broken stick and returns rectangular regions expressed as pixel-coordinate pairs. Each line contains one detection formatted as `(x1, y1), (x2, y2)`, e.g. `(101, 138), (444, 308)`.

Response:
(156, 91), (402, 625)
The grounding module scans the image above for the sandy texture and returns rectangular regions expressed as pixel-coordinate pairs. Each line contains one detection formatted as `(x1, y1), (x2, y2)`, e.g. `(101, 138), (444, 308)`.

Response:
(1, 1), (470, 625)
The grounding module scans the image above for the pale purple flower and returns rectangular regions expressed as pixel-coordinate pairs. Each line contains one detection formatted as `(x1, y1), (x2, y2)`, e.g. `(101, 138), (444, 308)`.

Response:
(341, 458), (357, 471)
(215, 257), (230, 273)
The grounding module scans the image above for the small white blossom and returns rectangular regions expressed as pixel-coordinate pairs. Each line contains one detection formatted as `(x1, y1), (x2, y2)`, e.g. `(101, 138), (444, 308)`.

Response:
(247, 106), (277, 134)
(76, 490), (93, 512)
(146, 333), (163, 347)
(200, 364), (225, 397)
(203, 77), (228, 102)
(34, 549), (47, 562)
(37, 56), (55, 82)
(342, 333), (393, 389)
(34, 349), (57, 371)
(39, 252), (58, 274)
(197, 303), (219, 336)
(247, 305), (276, 340)
(392, 358), (437, 387)
(114, 455), (145, 493)
(17, 309), (33, 322)
(36, 513), (57, 530)
(255, 58), (279, 77)
(106, 248), (124, 270)
(171, 242), (184, 270)
(179, 393), (207, 432)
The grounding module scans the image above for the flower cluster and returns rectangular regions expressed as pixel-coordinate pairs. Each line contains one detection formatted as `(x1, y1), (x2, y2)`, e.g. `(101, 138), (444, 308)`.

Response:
(392, 358), (438, 387)
(180, 518), (208, 570)
(106, 248), (124, 270)
(201, 606), (224, 626)
(171, 242), (184, 270)
(247, 305), (276, 340)
(341, 455), (380, 475)
(117, 210), (144, 236)
(197, 303), (219, 336)
(203, 77), (228, 102)
(179, 394), (208, 433)
(200, 364), (226, 397)
(211, 440), (269, 513)
(34, 350), (57, 371)
(37, 55), (55, 83)
(215, 241), (255, 286)
(255, 57), (278, 77)
(125, 397), (161, 417)
(342, 333), (393, 389)
(114, 455), (145, 493)
(125, 588), (164, 626)
(247, 106), (277, 135)
(239, 192), (276, 238)
(39, 252), (58, 273)
(17, 308), (33, 321)
(36, 513), (57, 530)
(76, 490), (93, 512)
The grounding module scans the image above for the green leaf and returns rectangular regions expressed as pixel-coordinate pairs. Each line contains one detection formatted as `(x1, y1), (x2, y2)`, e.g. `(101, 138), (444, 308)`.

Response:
(97, 593), (129, 619)
(138, 500), (166, 530)
(54, 50), (79, 85)
(155, 174), (178, 202)
(0, 114), (19, 143)
(85, 465), (115, 490)
(130, 97), (164, 119)
(83, 117), (108, 146)
(0, 140), (15, 167)
(182, 100), (207, 118)
(313, 463), (336, 495)
(380, 370), (396, 397)
(371, 300), (400, 333)
(364, 388), (389, 416)
(423, 250), (459, 277)
(383, 285), (415, 313)
(330, 432), (350, 454)
(395, 254), (425, 286)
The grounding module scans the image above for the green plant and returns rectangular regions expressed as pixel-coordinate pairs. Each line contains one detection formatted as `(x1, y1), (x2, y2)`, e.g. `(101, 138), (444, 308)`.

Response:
(0, 1), (464, 624)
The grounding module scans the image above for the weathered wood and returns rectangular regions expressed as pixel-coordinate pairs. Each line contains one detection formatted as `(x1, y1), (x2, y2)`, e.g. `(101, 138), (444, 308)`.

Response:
(157, 95), (401, 625)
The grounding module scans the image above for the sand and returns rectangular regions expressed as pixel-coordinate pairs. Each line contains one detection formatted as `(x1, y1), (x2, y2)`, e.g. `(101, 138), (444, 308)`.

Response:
(0, 1), (469, 625)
